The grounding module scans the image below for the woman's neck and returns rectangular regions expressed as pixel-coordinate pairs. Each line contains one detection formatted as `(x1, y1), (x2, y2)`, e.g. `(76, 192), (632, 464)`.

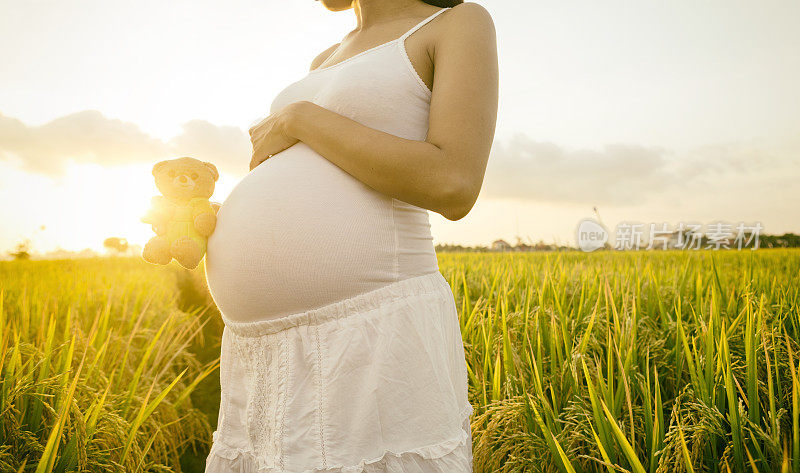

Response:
(352, 0), (428, 30)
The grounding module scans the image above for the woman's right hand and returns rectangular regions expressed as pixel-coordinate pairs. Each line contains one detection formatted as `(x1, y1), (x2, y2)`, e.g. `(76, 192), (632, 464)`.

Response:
(248, 103), (308, 170)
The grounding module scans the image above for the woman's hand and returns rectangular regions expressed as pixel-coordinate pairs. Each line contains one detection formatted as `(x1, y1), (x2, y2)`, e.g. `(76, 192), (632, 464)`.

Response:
(278, 5), (497, 221)
(249, 102), (310, 171)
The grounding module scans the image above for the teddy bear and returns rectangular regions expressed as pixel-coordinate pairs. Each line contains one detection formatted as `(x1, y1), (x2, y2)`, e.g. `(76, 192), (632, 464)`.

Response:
(141, 157), (220, 270)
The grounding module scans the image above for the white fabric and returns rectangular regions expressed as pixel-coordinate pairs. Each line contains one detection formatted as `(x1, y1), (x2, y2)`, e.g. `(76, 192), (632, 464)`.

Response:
(205, 272), (474, 473)
(204, 7), (474, 473)
(205, 7), (451, 322)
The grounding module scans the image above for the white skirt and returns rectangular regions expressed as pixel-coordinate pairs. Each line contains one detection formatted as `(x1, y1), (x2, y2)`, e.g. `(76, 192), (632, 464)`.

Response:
(205, 271), (474, 473)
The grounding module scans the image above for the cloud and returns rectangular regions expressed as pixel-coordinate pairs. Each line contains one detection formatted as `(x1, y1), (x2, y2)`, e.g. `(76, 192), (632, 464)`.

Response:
(168, 120), (251, 173)
(483, 134), (674, 205)
(482, 133), (800, 205)
(0, 110), (250, 176)
(2, 111), (797, 207)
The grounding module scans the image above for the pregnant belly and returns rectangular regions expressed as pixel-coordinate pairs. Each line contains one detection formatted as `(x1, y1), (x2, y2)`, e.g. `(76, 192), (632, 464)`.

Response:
(205, 143), (398, 322)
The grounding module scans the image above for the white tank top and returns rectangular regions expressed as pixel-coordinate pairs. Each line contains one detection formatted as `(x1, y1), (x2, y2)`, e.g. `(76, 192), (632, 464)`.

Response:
(205, 8), (451, 322)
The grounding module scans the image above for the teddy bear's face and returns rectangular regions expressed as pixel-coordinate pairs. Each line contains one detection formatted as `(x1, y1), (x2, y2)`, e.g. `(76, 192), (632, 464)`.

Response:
(153, 157), (218, 203)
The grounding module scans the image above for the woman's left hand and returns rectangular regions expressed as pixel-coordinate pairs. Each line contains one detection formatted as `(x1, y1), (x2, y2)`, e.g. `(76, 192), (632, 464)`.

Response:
(249, 102), (308, 170)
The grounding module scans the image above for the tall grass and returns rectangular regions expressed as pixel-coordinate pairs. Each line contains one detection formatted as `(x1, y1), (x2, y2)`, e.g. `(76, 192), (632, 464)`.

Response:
(439, 249), (799, 472)
(3, 249), (798, 472)
(0, 258), (217, 472)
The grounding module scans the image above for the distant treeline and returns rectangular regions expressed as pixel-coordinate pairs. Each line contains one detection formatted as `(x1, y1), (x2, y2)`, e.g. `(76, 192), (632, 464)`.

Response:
(436, 233), (800, 252)
(762, 233), (800, 248)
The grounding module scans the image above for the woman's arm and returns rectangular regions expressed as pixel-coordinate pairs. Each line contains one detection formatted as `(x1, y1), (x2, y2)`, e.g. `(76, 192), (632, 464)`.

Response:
(251, 4), (498, 221)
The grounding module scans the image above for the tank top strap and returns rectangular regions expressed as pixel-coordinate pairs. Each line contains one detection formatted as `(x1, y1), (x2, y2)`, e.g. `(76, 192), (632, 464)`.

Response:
(399, 7), (452, 41)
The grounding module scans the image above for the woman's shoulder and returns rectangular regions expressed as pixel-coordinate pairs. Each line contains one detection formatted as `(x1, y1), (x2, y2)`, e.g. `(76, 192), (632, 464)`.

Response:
(309, 43), (340, 71)
(429, 3), (495, 59)
(440, 3), (495, 35)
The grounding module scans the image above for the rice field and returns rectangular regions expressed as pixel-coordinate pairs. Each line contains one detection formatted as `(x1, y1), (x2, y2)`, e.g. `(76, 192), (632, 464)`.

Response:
(1, 249), (798, 472)
(0, 259), (217, 472)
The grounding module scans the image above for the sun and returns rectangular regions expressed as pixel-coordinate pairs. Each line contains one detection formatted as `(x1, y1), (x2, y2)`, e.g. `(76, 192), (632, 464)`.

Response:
(0, 162), (159, 254)
(4, 160), (243, 256)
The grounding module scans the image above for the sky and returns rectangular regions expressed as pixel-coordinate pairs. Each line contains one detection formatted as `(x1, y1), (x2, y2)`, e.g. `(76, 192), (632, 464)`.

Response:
(1, 0), (799, 254)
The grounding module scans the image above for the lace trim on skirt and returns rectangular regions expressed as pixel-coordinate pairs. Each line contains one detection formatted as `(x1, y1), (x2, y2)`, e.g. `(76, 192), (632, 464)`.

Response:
(206, 404), (473, 473)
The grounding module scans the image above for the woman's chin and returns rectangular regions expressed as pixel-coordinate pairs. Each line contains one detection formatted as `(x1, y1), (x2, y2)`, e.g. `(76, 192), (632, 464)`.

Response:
(318, 0), (353, 12)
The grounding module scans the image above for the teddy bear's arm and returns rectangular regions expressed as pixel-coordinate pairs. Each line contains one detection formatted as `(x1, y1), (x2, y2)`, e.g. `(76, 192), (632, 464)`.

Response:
(142, 196), (172, 219)
(188, 198), (214, 217)
(189, 198), (217, 237)
(142, 196), (174, 235)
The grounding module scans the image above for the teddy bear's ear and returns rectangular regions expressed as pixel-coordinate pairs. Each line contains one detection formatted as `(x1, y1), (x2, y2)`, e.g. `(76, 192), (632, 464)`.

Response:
(152, 160), (170, 177)
(204, 162), (219, 181)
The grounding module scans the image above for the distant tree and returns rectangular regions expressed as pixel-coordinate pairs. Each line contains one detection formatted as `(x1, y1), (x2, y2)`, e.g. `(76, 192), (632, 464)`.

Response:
(9, 239), (32, 260)
(103, 237), (129, 253)
(435, 243), (489, 253)
(491, 239), (512, 252)
(761, 233), (800, 248)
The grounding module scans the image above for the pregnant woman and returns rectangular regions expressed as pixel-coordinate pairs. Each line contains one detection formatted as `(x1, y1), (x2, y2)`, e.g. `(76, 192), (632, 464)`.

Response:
(204, 0), (497, 471)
